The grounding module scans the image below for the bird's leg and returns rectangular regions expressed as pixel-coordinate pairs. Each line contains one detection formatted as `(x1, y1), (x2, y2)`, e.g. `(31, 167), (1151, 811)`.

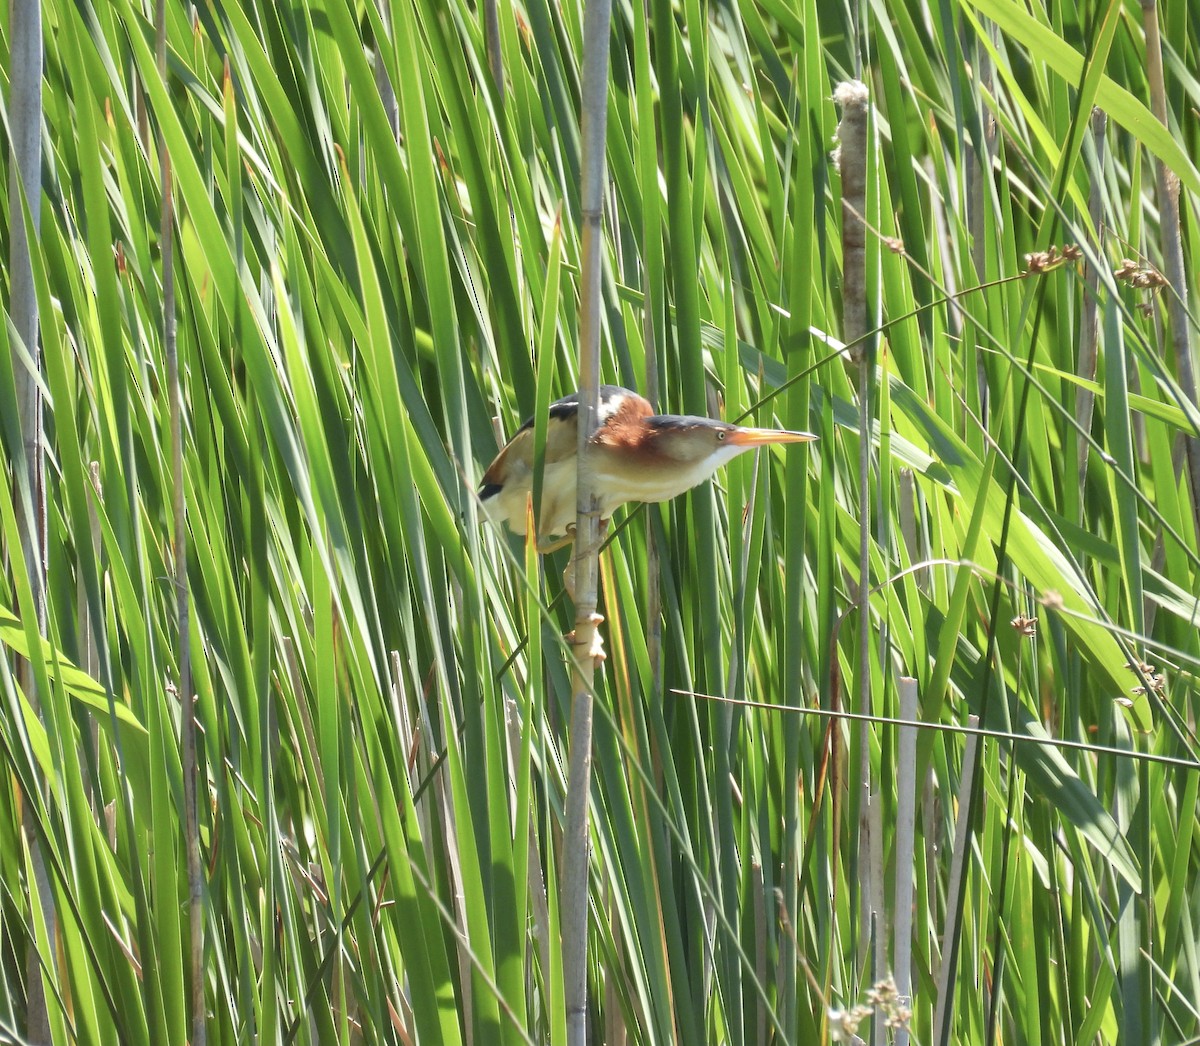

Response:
(560, 518), (607, 603)
(564, 518), (608, 665)
(562, 553), (575, 606)
(536, 526), (575, 556)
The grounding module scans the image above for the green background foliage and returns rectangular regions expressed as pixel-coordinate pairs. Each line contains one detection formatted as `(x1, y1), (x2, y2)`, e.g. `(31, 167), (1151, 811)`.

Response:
(2, 0), (1199, 1041)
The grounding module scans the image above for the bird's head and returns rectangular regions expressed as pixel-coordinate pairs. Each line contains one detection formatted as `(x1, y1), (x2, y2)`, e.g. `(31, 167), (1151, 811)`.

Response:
(643, 415), (817, 471)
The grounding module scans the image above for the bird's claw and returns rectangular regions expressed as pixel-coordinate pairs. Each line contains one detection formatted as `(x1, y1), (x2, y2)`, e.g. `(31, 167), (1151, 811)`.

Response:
(536, 529), (575, 555)
(567, 613), (606, 666)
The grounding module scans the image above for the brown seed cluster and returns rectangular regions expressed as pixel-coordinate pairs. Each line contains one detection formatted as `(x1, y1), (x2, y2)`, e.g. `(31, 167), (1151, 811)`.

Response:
(1114, 259), (1168, 290)
(1023, 244), (1082, 274)
(828, 976), (912, 1041)
(1125, 659), (1166, 695)
(1113, 259), (1169, 316)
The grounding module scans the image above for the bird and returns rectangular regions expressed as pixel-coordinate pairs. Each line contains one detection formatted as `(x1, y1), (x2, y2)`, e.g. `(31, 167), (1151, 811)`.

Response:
(479, 385), (817, 550)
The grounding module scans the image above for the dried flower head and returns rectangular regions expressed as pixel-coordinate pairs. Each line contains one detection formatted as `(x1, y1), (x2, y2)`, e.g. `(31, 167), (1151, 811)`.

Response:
(1011, 615), (1038, 638)
(829, 976), (911, 1040)
(1131, 672), (1165, 696)
(1114, 259), (1168, 290)
(1024, 245), (1079, 274)
(1040, 590), (1065, 611)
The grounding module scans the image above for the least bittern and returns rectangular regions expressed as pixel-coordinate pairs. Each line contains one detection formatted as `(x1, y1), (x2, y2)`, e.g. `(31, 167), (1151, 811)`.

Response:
(480, 384), (816, 549)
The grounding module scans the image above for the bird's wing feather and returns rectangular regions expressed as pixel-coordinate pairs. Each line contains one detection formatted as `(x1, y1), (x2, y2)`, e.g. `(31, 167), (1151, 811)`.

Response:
(479, 403), (579, 492)
(480, 386), (651, 493)
(589, 390), (654, 448)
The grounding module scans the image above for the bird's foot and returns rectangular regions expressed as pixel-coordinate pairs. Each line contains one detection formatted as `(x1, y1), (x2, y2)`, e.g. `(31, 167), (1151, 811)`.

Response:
(567, 613), (606, 667)
(537, 529), (575, 555)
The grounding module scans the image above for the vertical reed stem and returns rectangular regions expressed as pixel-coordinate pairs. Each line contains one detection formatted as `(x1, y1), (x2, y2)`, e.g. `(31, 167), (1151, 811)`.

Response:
(8, 0), (51, 1037)
(967, 19), (997, 425)
(1142, 0), (1200, 539)
(894, 678), (920, 1046)
(484, 0), (504, 101)
(1076, 109), (1106, 492)
(932, 716), (982, 1046)
(564, 1), (613, 1042)
(835, 77), (877, 997)
(155, 4), (205, 1040)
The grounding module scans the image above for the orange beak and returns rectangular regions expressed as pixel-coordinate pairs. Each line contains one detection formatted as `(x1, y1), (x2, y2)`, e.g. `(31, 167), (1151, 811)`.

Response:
(727, 426), (818, 447)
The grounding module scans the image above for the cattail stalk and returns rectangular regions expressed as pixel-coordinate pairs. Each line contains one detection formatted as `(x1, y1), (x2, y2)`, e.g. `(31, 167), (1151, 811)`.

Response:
(563, 0), (613, 1041)
(835, 78), (880, 1007)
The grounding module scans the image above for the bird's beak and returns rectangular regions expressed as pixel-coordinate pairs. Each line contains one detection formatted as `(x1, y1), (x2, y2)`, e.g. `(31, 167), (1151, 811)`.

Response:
(727, 426), (818, 447)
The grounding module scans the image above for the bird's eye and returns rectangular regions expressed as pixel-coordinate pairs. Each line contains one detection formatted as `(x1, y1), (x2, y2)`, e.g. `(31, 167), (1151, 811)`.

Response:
(717, 431), (727, 441)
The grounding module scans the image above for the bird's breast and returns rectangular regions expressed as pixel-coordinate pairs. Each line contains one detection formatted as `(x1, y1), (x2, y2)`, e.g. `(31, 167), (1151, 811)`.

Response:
(588, 446), (728, 506)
